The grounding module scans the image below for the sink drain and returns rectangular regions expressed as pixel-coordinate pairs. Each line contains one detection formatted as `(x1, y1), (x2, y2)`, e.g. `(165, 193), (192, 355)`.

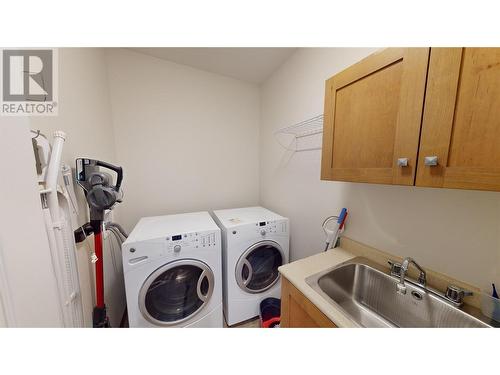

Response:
(411, 291), (423, 300)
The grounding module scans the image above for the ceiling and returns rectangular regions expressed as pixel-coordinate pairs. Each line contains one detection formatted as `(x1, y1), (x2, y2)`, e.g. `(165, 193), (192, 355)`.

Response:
(130, 48), (297, 84)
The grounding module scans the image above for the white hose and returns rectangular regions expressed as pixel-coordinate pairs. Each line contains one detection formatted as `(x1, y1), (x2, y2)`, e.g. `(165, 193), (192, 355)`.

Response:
(42, 207), (65, 322)
(44, 131), (71, 326)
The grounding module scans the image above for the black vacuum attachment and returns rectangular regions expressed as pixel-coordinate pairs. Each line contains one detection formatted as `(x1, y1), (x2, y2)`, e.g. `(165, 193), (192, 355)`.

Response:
(75, 158), (123, 221)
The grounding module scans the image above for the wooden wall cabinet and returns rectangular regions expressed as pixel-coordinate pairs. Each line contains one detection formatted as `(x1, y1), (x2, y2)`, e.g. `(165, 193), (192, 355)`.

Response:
(321, 47), (500, 192)
(321, 48), (430, 185)
(280, 277), (336, 328)
(416, 48), (500, 191)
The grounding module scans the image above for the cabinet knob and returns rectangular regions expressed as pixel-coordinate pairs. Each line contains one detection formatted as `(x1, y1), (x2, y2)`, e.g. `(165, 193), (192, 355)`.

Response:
(397, 158), (409, 167)
(424, 156), (438, 166)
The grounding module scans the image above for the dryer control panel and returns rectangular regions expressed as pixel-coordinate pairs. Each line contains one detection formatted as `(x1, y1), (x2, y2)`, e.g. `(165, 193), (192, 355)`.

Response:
(166, 229), (218, 253)
(123, 229), (220, 270)
(254, 219), (288, 236)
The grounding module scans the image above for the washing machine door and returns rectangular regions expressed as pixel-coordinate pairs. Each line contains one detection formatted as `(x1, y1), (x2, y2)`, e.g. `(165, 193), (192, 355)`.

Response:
(139, 259), (214, 326)
(235, 240), (284, 294)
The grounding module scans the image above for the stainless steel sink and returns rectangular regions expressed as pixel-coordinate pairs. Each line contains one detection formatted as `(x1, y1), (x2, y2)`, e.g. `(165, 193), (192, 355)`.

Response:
(306, 257), (496, 328)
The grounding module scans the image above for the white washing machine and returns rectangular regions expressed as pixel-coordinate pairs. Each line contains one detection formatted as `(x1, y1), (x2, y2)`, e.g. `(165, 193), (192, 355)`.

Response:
(212, 206), (289, 326)
(122, 212), (223, 327)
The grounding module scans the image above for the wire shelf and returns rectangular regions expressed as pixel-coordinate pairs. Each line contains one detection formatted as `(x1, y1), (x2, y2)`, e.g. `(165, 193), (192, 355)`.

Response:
(274, 114), (324, 152)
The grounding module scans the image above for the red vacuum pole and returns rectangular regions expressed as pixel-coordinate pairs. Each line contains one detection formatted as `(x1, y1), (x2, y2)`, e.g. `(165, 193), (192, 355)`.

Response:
(94, 229), (105, 308)
(76, 158), (123, 328)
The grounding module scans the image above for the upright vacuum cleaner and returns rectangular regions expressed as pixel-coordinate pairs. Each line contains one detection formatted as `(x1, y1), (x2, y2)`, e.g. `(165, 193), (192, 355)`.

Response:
(74, 158), (124, 328)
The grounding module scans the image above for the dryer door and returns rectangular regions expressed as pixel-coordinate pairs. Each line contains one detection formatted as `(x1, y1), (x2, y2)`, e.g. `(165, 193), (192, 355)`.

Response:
(235, 240), (284, 294)
(139, 259), (214, 326)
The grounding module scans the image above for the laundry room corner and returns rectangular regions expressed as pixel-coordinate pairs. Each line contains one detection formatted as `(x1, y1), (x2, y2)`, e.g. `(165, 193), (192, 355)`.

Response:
(104, 48), (262, 233)
(24, 48), (124, 327)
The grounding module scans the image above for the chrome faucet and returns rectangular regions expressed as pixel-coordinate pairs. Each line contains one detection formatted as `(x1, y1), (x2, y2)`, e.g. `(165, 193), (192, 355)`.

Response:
(396, 257), (427, 295)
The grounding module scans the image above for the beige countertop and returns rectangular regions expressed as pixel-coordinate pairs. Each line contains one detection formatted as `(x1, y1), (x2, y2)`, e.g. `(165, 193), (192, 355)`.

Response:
(278, 247), (359, 328)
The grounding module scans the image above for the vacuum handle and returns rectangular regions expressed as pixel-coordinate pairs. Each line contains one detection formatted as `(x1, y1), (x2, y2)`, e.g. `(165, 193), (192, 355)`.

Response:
(95, 160), (123, 192)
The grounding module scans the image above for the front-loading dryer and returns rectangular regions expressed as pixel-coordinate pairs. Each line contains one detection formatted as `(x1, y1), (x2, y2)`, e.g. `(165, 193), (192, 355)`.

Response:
(212, 207), (289, 326)
(122, 212), (223, 327)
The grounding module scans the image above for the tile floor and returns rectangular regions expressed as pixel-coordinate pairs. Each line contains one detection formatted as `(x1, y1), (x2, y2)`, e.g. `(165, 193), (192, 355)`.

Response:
(225, 317), (261, 328)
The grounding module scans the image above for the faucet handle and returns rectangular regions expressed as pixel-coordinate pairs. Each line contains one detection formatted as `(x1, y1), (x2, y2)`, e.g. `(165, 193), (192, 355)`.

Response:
(417, 272), (426, 286)
(445, 285), (473, 305)
(388, 260), (402, 277)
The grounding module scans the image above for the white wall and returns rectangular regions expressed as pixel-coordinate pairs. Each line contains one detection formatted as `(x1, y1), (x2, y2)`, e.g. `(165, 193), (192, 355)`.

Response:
(30, 48), (125, 327)
(260, 48), (500, 291)
(0, 118), (63, 327)
(105, 49), (261, 232)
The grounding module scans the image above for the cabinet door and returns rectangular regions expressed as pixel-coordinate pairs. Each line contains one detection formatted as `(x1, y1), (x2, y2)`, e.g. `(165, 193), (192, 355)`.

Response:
(321, 48), (430, 185)
(280, 277), (336, 328)
(416, 48), (500, 191)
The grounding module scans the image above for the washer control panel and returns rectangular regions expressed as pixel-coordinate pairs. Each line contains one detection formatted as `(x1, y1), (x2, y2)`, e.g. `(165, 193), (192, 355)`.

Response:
(166, 229), (218, 253)
(254, 219), (287, 235)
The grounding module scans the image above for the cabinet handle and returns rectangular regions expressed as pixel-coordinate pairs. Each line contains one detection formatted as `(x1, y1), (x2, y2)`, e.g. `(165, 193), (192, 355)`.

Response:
(424, 156), (438, 166)
(397, 158), (409, 167)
